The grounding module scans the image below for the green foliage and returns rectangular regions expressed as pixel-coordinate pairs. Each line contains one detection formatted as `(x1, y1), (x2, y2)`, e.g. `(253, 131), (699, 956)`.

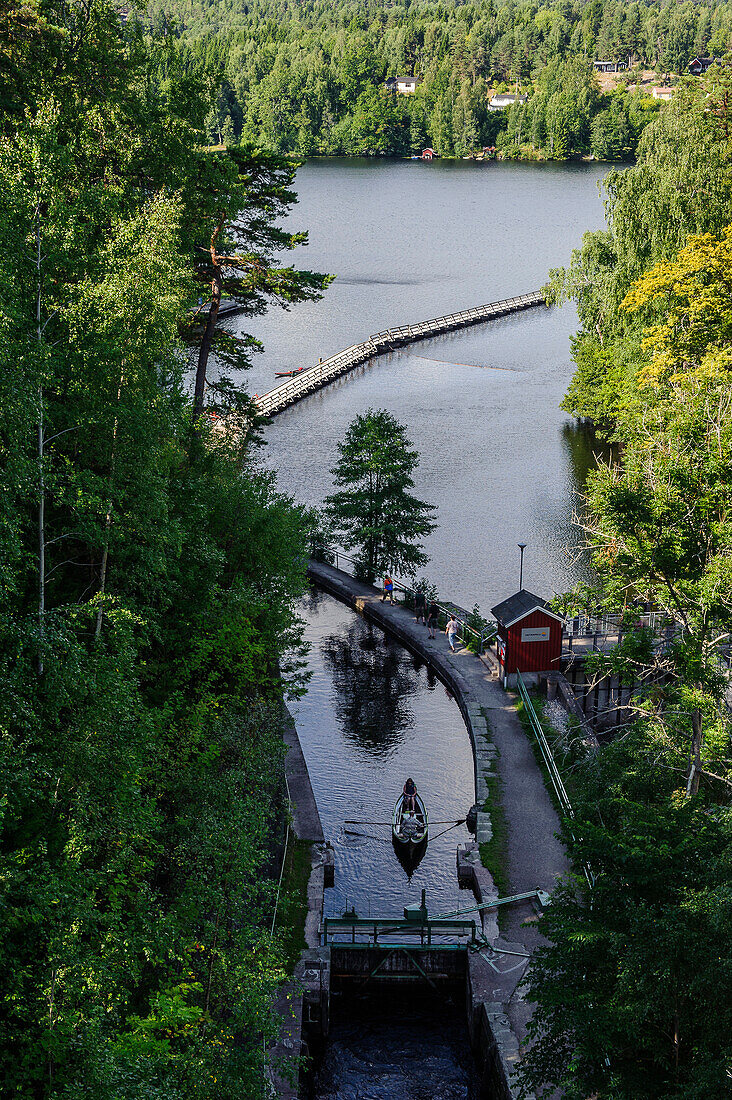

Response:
(325, 409), (437, 583)
(184, 143), (331, 420)
(140, 0), (713, 159)
(529, 48), (732, 1100)
(519, 732), (732, 1099)
(0, 2), (317, 1095)
(556, 58), (732, 435)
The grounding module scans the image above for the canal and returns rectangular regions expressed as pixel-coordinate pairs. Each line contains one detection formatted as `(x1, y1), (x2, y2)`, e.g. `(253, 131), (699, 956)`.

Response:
(240, 158), (610, 1095)
(297, 587), (474, 920)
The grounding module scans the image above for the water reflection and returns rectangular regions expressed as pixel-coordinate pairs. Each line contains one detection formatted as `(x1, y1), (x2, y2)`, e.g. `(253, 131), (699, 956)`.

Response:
(392, 835), (427, 879)
(294, 593), (474, 918)
(561, 420), (613, 493)
(320, 622), (420, 758)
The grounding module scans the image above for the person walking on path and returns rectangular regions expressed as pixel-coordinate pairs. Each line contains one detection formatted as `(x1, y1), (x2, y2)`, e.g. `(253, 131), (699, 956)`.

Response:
(382, 574), (394, 604)
(446, 614), (459, 652)
(414, 589), (426, 625)
(427, 601), (439, 639)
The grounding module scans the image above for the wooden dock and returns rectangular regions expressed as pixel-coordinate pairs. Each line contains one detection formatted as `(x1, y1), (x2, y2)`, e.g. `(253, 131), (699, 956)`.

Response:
(255, 290), (546, 417)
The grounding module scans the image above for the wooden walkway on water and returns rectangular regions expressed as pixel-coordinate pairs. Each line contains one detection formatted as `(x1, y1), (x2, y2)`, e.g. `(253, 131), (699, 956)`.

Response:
(255, 289), (547, 417)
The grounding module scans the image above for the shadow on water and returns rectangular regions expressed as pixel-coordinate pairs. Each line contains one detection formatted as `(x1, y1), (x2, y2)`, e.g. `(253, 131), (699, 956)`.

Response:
(320, 621), (421, 758)
(311, 990), (480, 1100)
(561, 420), (614, 492)
(392, 835), (428, 879)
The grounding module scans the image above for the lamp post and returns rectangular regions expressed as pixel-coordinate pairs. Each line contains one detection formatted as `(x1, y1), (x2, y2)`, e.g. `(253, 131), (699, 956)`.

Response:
(518, 543), (526, 591)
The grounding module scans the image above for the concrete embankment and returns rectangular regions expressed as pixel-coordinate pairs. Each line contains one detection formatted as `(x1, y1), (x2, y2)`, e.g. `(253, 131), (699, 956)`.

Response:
(268, 709), (333, 1099)
(307, 559), (568, 1096)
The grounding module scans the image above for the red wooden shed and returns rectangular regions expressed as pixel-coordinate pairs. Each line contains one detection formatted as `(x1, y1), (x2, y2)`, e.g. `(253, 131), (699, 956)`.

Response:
(491, 589), (564, 687)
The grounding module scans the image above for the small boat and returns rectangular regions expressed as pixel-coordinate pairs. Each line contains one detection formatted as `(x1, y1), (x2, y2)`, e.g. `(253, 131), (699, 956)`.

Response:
(392, 792), (428, 848)
(274, 367), (304, 377)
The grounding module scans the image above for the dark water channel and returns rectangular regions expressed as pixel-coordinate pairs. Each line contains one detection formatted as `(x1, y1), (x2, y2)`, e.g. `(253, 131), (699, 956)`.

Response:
(296, 588), (474, 921)
(249, 159), (613, 1096)
(313, 992), (479, 1100)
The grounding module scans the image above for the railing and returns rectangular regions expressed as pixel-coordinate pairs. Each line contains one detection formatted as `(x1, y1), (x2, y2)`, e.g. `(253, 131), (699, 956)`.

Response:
(563, 609), (680, 652)
(311, 545), (497, 654)
(255, 290), (546, 417)
(516, 670), (593, 888)
(322, 915), (478, 946)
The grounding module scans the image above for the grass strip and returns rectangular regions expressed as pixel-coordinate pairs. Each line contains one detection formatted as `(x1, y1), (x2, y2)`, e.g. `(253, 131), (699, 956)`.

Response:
(278, 836), (313, 972)
(476, 717), (511, 929)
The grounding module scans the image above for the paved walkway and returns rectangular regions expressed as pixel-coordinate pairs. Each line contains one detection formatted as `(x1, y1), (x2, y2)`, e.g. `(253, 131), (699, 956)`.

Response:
(307, 560), (569, 1052)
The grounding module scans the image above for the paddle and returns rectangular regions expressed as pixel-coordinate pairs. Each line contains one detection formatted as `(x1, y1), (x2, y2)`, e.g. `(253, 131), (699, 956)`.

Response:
(345, 818), (466, 826)
(343, 829), (394, 842)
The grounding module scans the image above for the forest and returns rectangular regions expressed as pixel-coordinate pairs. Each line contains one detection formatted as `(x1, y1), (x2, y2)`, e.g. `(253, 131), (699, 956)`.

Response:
(518, 60), (732, 1099)
(0, 1), (326, 1096)
(143, 0), (732, 157)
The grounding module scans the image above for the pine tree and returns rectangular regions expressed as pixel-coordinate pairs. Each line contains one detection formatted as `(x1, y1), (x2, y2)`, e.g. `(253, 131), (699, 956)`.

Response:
(325, 410), (437, 582)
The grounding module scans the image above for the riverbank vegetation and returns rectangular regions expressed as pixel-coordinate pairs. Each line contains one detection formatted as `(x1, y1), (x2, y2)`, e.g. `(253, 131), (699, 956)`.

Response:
(0, 2), (326, 1095)
(521, 55), (732, 1100)
(143, 0), (732, 158)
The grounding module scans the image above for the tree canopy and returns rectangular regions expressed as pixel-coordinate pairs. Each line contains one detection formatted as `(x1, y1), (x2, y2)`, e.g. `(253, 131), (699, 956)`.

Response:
(325, 409), (437, 581)
(0, 1), (320, 1094)
(522, 46), (732, 1100)
(137, 0), (732, 159)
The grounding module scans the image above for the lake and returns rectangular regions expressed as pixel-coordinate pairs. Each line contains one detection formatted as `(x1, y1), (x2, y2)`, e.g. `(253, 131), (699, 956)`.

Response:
(234, 157), (611, 610)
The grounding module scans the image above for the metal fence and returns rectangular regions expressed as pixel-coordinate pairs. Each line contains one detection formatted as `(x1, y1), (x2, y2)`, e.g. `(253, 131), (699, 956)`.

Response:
(516, 670), (593, 889)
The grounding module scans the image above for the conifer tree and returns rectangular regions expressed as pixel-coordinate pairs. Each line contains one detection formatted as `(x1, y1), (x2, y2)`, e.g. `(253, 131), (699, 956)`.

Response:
(325, 409), (436, 582)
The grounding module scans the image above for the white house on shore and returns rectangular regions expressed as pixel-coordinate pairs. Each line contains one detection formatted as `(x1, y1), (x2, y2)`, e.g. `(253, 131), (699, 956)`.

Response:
(593, 59), (628, 73)
(488, 93), (527, 111)
(384, 76), (422, 94)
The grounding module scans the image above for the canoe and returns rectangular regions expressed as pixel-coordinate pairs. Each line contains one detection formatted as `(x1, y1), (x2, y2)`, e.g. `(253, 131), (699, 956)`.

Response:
(274, 367), (304, 377)
(392, 792), (428, 848)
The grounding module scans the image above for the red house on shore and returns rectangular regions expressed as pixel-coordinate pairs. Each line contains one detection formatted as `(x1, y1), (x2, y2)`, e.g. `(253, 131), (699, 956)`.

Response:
(491, 589), (564, 688)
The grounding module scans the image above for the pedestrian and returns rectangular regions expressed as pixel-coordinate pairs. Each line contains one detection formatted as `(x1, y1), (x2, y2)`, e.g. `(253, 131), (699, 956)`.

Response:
(445, 614), (459, 652)
(382, 573), (394, 604)
(427, 600), (439, 639)
(414, 589), (426, 625)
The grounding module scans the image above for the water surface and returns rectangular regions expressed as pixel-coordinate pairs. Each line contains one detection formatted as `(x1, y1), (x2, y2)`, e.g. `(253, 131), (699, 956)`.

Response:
(238, 158), (610, 610)
(296, 588), (474, 921)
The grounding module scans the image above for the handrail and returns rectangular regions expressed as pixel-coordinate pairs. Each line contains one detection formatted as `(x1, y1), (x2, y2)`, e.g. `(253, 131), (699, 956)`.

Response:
(255, 290), (546, 416)
(322, 914), (478, 945)
(516, 671), (593, 889)
(311, 545), (497, 652)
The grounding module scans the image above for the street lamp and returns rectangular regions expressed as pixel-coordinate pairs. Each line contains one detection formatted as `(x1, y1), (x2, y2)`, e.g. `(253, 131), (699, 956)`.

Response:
(518, 543), (527, 591)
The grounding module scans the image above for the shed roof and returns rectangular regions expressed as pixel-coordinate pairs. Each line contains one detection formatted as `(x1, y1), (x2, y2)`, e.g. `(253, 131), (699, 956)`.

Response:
(491, 589), (563, 628)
